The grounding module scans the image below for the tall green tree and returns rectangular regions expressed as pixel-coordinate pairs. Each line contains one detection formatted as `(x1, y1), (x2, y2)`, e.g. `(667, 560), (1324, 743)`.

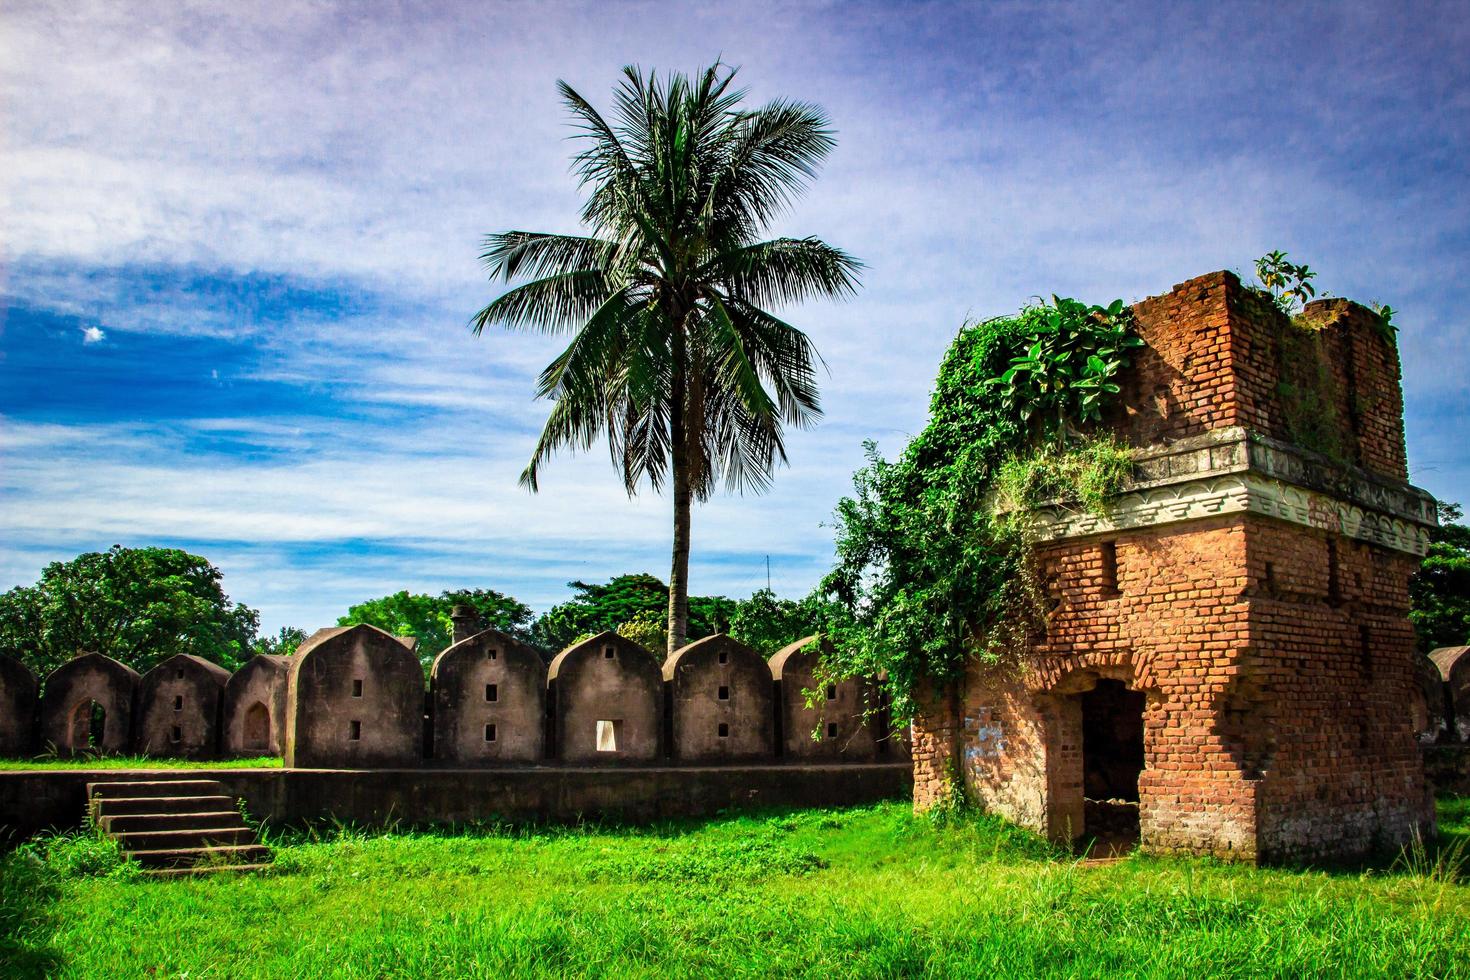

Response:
(729, 587), (838, 657)
(0, 545), (259, 676)
(530, 572), (734, 654)
(338, 589), (535, 669)
(471, 63), (860, 655)
(1410, 501), (1470, 652)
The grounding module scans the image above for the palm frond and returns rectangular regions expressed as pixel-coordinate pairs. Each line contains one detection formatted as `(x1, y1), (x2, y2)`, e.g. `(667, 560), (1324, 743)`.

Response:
(469, 271), (611, 336)
(480, 232), (616, 282)
(699, 237), (862, 307)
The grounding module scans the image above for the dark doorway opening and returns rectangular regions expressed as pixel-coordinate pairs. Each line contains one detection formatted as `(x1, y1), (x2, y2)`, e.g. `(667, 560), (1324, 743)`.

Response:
(244, 702), (270, 751)
(69, 700), (106, 752)
(1079, 679), (1145, 855)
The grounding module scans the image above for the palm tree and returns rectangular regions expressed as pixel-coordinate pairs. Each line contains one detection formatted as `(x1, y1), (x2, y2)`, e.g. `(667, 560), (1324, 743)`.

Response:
(471, 63), (861, 656)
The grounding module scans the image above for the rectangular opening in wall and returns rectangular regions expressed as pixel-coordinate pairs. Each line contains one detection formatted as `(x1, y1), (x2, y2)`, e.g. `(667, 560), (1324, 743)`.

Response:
(603, 646), (616, 659)
(1264, 562), (1277, 596)
(176, 669), (184, 680)
(1360, 625), (1373, 677)
(718, 650), (728, 665)
(170, 725), (181, 743)
(826, 722), (838, 739)
(173, 695), (183, 711)
(486, 648), (498, 661)
(596, 719), (622, 752)
(484, 723), (497, 742)
(825, 684), (837, 702)
(351, 679), (363, 698)
(349, 720), (361, 741)
(485, 683), (498, 703)
(718, 685), (729, 700)
(1100, 540), (1119, 594)
(718, 723), (729, 738)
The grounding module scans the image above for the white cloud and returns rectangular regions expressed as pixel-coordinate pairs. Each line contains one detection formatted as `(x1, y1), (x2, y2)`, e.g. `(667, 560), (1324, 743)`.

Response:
(80, 325), (105, 344)
(2, 0), (1467, 629)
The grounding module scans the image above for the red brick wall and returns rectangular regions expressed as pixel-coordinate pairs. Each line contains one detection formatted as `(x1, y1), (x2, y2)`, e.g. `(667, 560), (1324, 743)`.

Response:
(1116, 273), (1407, 481)
(1244, 519), (1429, 859)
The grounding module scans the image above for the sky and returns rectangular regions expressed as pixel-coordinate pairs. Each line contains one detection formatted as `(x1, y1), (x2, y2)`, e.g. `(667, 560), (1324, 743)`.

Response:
(2, 0), (1467, 633)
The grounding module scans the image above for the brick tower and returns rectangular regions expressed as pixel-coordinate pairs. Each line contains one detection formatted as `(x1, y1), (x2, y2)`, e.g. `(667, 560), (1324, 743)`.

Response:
(910, 271), (1437, 863)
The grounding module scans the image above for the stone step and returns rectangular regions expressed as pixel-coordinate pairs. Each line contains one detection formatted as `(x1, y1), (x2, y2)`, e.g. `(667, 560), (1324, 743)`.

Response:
(94, 795), (236, 817)
(142, 862), (274, 878)
(88, 779), (226, 800)
(115, 826), (255, 851)
(100, 811), (245, 834)
(127, 844), (273, 869)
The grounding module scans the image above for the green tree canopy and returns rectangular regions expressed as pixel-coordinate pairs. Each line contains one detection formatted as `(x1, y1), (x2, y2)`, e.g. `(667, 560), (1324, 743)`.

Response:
(729, 587), (837, 657)
(471, 62), (859, 656)
(531, 573), (734, 654)
(252, 626), (307, 658)
(337, 589), (535, 669)
(0, 545), (259, 676)
(1411, 501), (1470, 653)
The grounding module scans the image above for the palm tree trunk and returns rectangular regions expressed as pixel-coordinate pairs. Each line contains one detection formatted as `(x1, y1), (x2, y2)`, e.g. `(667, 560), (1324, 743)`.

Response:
(669, 442), (692, 657)
(667, 312), (691, 658)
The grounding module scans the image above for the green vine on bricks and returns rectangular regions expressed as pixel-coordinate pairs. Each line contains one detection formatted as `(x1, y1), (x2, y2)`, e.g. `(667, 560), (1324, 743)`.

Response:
(817, 296), (1142, 723)
(1274, 316), (1346, 463)
(1247, 251), (1402, 464)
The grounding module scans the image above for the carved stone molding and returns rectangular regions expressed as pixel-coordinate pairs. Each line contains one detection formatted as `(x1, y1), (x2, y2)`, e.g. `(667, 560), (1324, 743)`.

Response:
(1019, 427), (1436, 554)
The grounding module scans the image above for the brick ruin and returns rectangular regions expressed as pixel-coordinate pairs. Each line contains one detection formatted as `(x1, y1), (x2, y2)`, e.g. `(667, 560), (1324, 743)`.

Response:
(0, 629), (903, 767)
(910, 271), (1441, 863)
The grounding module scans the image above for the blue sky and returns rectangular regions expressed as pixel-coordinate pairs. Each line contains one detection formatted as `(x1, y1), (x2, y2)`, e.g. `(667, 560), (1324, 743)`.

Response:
(2, 0), (1467, 632)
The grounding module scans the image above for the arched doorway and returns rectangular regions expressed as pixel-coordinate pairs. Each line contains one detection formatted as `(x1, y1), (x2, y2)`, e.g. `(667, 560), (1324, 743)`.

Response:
(1080, 679), (1146, 854)
(69, 700), (106, 752)
(243, 701), (270, 751)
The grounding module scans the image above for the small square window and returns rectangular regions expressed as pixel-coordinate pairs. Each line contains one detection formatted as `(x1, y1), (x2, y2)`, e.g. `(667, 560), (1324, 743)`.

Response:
(718, 723), (730, 738)
(826, 723), (838, 739)
(603, 646), (616, 659)
(596, 719), (622, 751)
(351, 679), (363, 698)
(485, 683), (498, 703)
(718, 685), (729, 700)
(825, 684), (837, 701)
(484, 723), (497, 742)
(170, 725), (182, 743)
(173, 695), (183, 711)
(349, 720), (361, 741)
(718, 650), (728, 665)
(486, 648), (498, 661)
(175, 669), (184, 680)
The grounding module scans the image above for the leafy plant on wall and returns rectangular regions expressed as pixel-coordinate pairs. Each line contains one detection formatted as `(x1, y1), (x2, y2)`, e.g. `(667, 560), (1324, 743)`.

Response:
(1253, 250), (1317, 315)
(820, 296), (1145, 721)
(990, 298), (1142, 444)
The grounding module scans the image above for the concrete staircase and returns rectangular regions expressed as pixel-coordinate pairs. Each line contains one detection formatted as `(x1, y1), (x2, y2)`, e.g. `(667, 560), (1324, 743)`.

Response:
(87, 778), (272, 876)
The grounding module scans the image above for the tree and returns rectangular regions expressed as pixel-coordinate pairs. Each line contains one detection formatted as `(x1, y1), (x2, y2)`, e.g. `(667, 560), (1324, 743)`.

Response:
(530, 572), (734, 654)
(615, 608), (668, 654)
(1410, 501), (1470, 652)
(729, 587), (837, 657)
(471, 62), (860, 655)
(338, 588), (536, 669)
(0, 545), (259, 676)
(252, 626), (307, 657)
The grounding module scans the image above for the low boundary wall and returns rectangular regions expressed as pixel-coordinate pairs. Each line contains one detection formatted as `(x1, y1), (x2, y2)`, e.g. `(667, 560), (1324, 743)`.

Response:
(0, 762), (913, 844)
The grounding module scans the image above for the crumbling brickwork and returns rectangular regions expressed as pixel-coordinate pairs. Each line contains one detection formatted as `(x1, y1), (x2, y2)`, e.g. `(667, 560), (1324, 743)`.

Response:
(913, 270), (1436, 863)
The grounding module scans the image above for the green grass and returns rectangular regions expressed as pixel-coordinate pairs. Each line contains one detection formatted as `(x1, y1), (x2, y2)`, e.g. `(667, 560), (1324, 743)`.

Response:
(0, 755), (281, 771)
(4, 799), (1468, 979)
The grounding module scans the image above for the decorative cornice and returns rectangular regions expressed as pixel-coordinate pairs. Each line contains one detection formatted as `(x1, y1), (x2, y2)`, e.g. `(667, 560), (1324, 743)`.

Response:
(1018, 427), (1437, 555)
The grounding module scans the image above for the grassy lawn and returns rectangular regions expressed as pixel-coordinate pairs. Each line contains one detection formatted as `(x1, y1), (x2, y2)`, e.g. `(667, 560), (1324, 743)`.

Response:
(0, 756), (282, 771)
(3, 799), (1467, 979)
